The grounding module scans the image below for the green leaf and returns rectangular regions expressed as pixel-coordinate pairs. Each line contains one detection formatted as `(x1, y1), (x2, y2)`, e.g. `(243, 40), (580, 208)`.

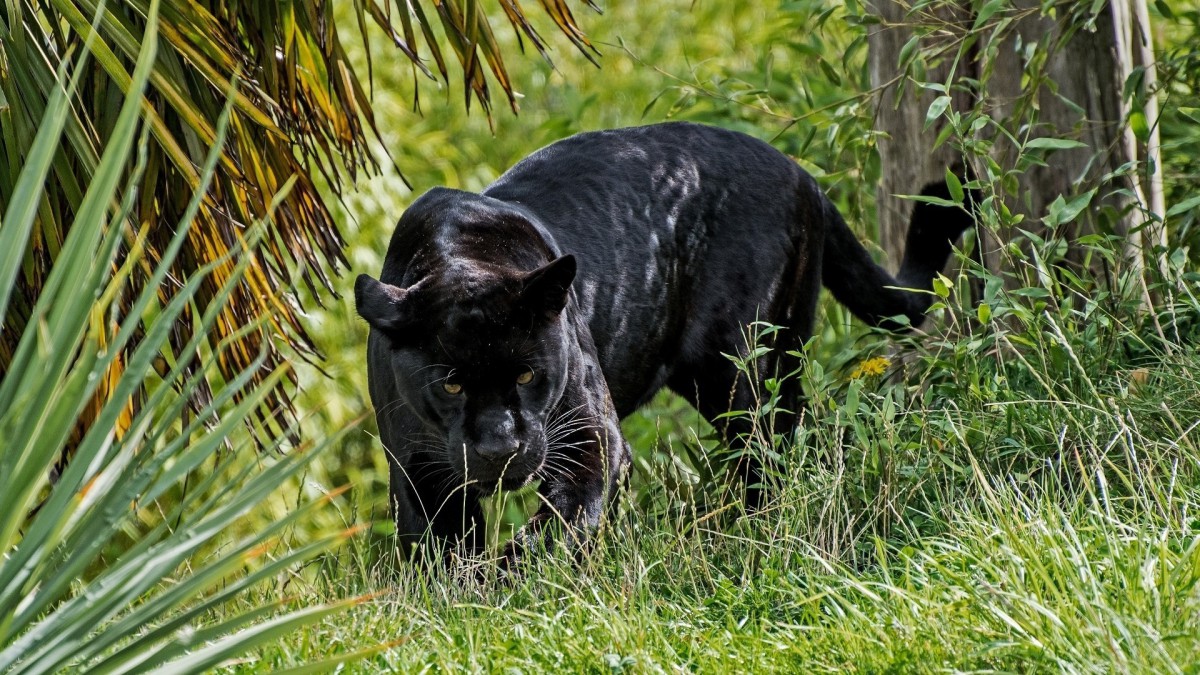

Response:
(977, 302), (992, 324)
(932, 121), (955, 150)
(143, 597), (367, 675)
(1129, 110), (1149, 144)
(925, 95), (951, 128)
(1043, 188), (1098, 227)
(898, 35), (920, 68)
(1166, 195), (1200, 219)
(0, 29), (92, 327)
(945, 167), (964, 204)
(818, 57), (843, 86)
(269, 639), (411, 675)
(1025, 137), (1088, 151)
(973, 0), (1006, 29)
(901, 193), (960, 208)
(932, 274), (952, 299)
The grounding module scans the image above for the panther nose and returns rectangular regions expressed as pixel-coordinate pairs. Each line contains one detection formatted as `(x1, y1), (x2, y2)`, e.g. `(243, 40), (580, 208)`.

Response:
(472, 441), (522, 461)
(470, 409), (522, 462)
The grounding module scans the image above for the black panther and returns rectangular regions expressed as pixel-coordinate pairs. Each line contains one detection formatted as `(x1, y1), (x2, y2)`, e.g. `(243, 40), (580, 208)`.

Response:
(355, 122), (972, 562)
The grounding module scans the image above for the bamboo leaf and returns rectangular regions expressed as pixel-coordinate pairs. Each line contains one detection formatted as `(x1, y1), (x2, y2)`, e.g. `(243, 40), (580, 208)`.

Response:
(1025, 137), (1088, 151)
(945, 167), (964, 204)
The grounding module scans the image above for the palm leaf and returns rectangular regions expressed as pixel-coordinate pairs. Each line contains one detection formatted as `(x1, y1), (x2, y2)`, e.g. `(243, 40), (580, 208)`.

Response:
(0, 6), (363, 669)
(0, 0), (599, 441)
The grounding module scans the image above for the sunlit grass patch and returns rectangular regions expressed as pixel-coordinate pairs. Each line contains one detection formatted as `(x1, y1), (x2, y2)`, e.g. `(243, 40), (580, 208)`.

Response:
(238, 321), (1200, 671)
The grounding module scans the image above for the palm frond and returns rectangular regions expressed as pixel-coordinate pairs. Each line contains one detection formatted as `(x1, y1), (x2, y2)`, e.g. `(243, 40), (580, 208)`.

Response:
(0, 9), (359, 668)
(0, 0), (598, 439)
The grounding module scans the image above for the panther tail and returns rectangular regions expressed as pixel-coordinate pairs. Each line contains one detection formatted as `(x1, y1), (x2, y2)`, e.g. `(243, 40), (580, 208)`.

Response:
(820, 179), (975, 331)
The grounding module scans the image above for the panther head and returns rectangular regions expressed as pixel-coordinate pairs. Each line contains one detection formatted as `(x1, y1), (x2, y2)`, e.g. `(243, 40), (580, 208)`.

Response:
(355, 254), (577, 491)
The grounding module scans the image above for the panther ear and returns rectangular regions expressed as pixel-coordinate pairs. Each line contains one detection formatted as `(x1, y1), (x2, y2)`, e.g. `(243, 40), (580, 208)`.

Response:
(355, 274), (416, 335)
(519, 255), (577, 316)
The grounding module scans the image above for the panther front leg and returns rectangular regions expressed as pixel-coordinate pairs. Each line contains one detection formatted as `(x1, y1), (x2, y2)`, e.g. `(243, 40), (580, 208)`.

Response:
(503, 418), (630, 566)
(388, 454), (488, 567)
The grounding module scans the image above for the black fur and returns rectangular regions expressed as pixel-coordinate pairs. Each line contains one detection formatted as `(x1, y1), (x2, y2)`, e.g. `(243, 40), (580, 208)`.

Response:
(355, 122), (972, 562)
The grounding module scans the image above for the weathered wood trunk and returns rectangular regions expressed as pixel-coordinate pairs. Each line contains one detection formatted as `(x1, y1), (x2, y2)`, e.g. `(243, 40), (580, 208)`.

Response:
(867, 1), (976, 263)
(867, 0), (1164, 287)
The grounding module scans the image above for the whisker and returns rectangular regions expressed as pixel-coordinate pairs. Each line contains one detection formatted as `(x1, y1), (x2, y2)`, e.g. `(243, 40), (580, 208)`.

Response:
(547, 438), (595, 453)
(549, 400), (589, 417)
(544, 451), (589, 471)
(374, 397), (410, 419)
(545, 405), (598, 431)
(546, 405), (592, 427)
(546, 415), (595, 433)
(545, 418), (598, 443)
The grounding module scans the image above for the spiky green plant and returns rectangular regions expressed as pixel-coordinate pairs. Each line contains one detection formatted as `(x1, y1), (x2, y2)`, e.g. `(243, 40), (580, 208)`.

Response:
(0, 6), (373, 671)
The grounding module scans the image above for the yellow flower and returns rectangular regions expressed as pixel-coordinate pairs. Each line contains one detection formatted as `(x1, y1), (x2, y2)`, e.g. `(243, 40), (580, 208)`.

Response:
(850, 356), (891, 379)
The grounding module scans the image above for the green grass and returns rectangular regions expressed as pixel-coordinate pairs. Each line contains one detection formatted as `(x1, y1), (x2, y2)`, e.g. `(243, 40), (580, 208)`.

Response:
(239, 437), (1200, 671)
(230, 289), (1200, 671)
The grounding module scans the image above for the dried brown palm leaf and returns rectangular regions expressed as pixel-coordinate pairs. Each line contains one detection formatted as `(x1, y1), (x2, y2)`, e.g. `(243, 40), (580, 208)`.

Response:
(0, 0), (598, 445)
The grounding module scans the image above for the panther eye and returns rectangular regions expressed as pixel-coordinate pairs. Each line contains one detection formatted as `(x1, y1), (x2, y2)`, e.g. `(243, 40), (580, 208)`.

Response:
(516, 369), (535, 385)
(442, 381), (463, 395)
